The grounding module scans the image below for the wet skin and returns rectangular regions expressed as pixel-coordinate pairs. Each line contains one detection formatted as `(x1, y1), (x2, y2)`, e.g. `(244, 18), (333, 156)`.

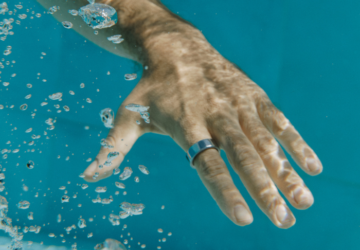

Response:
(37, 0), (323, 228)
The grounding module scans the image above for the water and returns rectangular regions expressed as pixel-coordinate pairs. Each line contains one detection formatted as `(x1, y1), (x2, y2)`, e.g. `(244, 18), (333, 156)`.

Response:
(0, 0), (358, 249)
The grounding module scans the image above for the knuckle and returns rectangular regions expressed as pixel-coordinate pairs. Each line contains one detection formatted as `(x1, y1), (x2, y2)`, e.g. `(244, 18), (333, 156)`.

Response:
(256, 136), (279, 157)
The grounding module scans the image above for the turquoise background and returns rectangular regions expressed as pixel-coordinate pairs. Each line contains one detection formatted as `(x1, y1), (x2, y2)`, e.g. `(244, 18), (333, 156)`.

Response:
(0, 0), (359, 249)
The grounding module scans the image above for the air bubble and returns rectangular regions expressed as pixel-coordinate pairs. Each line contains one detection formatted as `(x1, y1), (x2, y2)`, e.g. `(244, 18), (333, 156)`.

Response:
(20, 104), (28, 110)
(107, 35), (124, 44)
(138, 165), (149, 175)
(17, 200), (30, 209)
(115, 182), (125, 189)
(26, 161), (34, 169)
(28, 212), (33, 220)
(61, 195), (70, 203)
(79, 3), (118, 29)
(100, 108), (114, 128)
(49, 92), (62, 100)
(124, 74), (137, 81)
(68, 10), (78, 16)
(95, 186), (107, 193)
(119, 167), (132, 181)
(62, 21), (73, 29)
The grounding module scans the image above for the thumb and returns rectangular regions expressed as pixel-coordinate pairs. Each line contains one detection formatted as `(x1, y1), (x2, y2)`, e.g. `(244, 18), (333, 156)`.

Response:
(83, 104), (144, 182)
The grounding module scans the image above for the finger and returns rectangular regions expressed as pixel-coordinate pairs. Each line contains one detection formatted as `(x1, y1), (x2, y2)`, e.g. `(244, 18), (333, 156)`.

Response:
(210, 115), (296, 229)
(182, 127), (254, 226)
(240, 108), (314, 210)
(256, 95), (323, 176)
(83, 103), (145, 182)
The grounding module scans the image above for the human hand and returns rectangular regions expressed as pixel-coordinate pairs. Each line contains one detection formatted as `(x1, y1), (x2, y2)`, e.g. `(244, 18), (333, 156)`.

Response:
(77, 0), (323, 229)
(83, 42), (322, 229)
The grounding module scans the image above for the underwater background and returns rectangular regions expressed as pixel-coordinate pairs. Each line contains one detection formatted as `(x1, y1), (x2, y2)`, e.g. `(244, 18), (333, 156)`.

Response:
(0, 0), (359, 249)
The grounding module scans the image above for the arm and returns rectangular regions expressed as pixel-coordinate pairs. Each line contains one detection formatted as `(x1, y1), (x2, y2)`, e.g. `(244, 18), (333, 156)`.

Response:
(36, 0), (140, 61)
(37, 0), (323, 229)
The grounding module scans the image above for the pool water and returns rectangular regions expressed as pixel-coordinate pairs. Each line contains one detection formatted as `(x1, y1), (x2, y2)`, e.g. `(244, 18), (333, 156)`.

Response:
(0, 0), (359, 249)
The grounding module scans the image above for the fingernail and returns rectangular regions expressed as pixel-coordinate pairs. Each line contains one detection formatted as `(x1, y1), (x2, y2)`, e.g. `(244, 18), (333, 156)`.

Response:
(234, 205), (253, 225)
(275, 205), (293, 226)
(306, 157), (319, 173)
(294, 188), (314, 207)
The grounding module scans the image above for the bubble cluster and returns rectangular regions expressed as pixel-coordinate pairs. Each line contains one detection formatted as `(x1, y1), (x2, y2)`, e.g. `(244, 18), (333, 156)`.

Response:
(79, 3), (118, 29)
(119, 167), (133, 181)
(125, 104), (150, 123)
(100, 108), (114, 128)
(120, 202), (145, 217)
(107, 35), (124, 44)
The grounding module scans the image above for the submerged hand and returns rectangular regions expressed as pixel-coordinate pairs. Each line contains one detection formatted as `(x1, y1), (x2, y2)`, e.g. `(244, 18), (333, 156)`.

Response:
(81, 0), (322, 229)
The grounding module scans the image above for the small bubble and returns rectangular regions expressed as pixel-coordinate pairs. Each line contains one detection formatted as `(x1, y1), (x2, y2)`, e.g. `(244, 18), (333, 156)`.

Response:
(27, 83), (32, 88)
(138, 165), (149, 175)
(86, 98), (92, 103)
(115, 182), (125, 189)
(25, 94), (31, 99)
(28, 212), (34, 220)
(3, 50), (11, 56)
(68, 9), (78, 16)
(49, 92), (62, 100)
(20, 104), (28, 111)
(62, 21), (73, 29)
(17, 200), (30, 209)
(95, 186), (107, 193)
(18, 14), (27, 19)
(107, 35), (124, 44)
(80, 83), (85, 88)
(61, 195), (70, 203)
(157, 228), (163, 233)
(100, 108), (114, 128)
(124, 74), (137, 81)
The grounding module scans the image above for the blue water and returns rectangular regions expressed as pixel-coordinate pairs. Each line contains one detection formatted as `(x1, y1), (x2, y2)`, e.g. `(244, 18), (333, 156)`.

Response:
(0, 0), (359, 249)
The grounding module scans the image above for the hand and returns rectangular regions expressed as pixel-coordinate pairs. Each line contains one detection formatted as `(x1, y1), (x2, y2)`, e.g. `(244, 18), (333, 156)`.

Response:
(82, 0), (323, 229)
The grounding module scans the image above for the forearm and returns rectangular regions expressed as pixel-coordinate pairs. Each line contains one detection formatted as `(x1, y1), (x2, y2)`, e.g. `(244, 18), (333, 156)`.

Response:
(36, 0), (207, 68)
(36, 0), (141, 62)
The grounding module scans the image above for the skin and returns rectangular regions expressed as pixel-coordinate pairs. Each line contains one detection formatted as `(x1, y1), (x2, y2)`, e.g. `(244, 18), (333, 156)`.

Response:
(37, 0), (323, 229)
